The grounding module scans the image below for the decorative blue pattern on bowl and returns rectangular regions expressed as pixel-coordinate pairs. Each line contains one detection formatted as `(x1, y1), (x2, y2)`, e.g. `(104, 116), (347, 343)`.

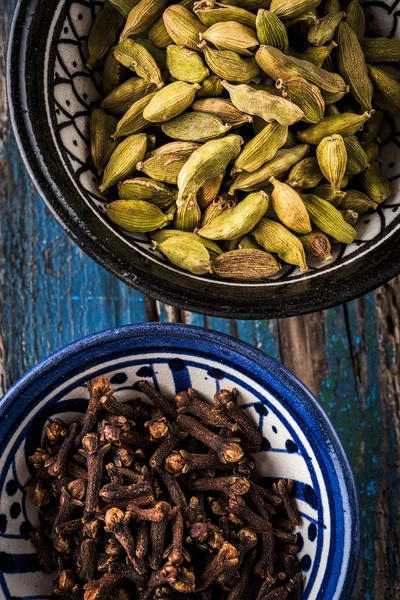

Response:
(0, 324), (361, 599)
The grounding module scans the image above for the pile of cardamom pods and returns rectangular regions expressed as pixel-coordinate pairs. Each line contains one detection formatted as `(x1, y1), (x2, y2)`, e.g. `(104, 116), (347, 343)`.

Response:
(88, 0), (398, 280)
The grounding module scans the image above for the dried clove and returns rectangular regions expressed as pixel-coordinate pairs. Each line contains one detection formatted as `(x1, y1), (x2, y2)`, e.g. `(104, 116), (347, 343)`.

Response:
(76, 376), (112, 448)
(177, 415), (244, 464)
(138, 381), (177, 420)
(175, 389), (229, 428)
(273, 480), (302, 527)
(165, 450), (233, 476)
(80, 434), (110, 513)
(196, 542), (239, 591)
(215, 390), (262, 447)
(104, 508), (146, 574)
(30, 528), (55, 573)
(189, 476), (250, 497)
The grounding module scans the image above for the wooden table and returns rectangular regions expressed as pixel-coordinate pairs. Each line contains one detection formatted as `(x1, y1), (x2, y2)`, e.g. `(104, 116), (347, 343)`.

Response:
(1, 4), (400, 598)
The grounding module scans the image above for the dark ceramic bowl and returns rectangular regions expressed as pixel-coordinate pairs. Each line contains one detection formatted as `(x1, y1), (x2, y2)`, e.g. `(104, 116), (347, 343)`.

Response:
(7, 0), (400, 319)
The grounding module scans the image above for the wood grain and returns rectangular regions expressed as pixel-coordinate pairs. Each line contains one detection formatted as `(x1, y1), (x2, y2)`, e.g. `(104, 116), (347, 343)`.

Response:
(1, 2), (400, 598)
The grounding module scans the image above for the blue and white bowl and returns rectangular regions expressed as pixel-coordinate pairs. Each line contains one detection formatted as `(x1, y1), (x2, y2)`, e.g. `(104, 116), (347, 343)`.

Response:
(0, 324), (361, 599)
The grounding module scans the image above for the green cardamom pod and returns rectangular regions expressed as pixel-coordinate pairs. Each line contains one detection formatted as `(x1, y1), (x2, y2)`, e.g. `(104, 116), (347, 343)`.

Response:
(286, 157), (323, 189)
(276, 76), (325, 123)
(367, 65), (400, 114)
(102, 46), (127, 96)
(256, 45), (347, 94)
(269, 0), (320, 21)
(102, 77), (157, 115)
(147, 141), (201, 159)
(136, 39), (167, 71)
(120, 0), (168, 41)
(343, 135), (369, 175)
(192, 98), (253, 127)
(178, 135), (243, 201)
(360, 109), (384, 147)
(319, 87), (348, 106)
(316, 134), (347, 193)
(301, 40), (337, 68)
(307, 11), (345, 46)
(100, 133), (148, 192)
(162, 112), (231, 142)
(149, 16), (173, 48)
(298, 111), (372, 144)
(301, 193), (357, 243)
(340, 190), (378, 215)
(252, 218), (308, 271)
(255, 9), (289, 52)
(312, 183), (345, 206)
(283, 130), (298, 148)
(198, 174), (225, 209)
(201, 21), (259, 55)
(361, 37), (400, 63)
(107, 199), (174, 231)
(299, 228), (332, 262)
(224, 237), (247, 252)
(114, 40), (164, 88)
(234, 122), (288, 173)
(196, 74), (225, 98)
(143, 82), (200, 123)
(336, 22), (373, 111)
(339, 209), (358, 226)
(346, 0), (365, 39)
(360, 161), (392, 204)
(212, 248), (281, 279)
(90, 109), (119, 174)
(118, 177), (176, 206)
(324, 103), (340, 117)
(166, 45), (209, 83)
(201, 194), (237, 226)
(113, 92), (157, 139)
(222, 81), (304, 125)
(137, 144), (199, 185)
(193, 2), (257, 29)
(163, 5), (207, 50)
(152, 229), (223, 257)
(87, 2), (124, 69)
(108, 0), (140, 18)
(238, 235), (264, 250)
(222, 0), (271, 10)
(365, 141), (380, 164)
(158, 236), (212, 274)
(229, 144), (310, 193)
(201, 43), (260, 83)
(323, 0), (342, 15)
(285, 10), (318, 28)
(269, 177), (312, 234)
(197, 191), (269, 240)
(174, 193), (201, 232)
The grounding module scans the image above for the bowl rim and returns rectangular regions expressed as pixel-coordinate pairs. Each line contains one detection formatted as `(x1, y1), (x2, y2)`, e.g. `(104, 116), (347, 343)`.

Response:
(0, 322), (361, 598)
(7, 0), (399, 319)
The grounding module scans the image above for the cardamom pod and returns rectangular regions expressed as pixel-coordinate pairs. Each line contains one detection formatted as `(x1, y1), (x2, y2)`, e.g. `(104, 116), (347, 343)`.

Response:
(361, 37), (400, 63)
(196, 75), (225, 98)
(276, 76), (325, 123)
(107, 199), (174, 231)
(152, 229), (223, 257)
(201, 21), (259, 55)
(222, 81), (304, 125)
(100, 133), (148, 192)
(193, 2), (257, 29)
(323, 0), (341, 15)
(336, 22), (373, 110)
(136, 38), (167, 71)
(178, 135), (243, 200)
(234, 122), (288, 173)
(346, 0), (365, 39)
(198, 191), (269, 240)
(256, 46), (347, 94)
(324, 103), (340, 117)
(222, 0), (271, 10)
(285, 10), (318, 27)
(340, 190), (378, 215)
(307, 11), (345, 46)
(283, 131), (297, 148)
(136, 142), (199, 184)
(252, 218), (308, 271)
(365, 141), (380, 164)
(118, 177), (176, 206)
(367, 65), (400, 114)
(143, 82), (200, 122)
(269, 177), (312, 234)
(108, 0), (140, 18)
(320, 86), (348, 106)
(166, 45), (209, 83)
(286, 157), (323, 188)
(192, 98), (253, 127)
(113, 92), (157, 139)
(162, 112), (231, 142)
(114, 40), (164, 88)
(149, 16), (173, 48)
(360, 161), (392, 204)
(316, 134), (347, 193)
(200, 194), (236, 227)
(120, 0), (168, 41)
(255, 9), (289, 52)
(90, 109), (119, 174)
(269, 0), (320, 21)
(299, 228), (332, 262)
(300, 40), (337, 68)
(158, 236), (212, 274)
(197, 174), (225, 209)
(360, 109), (384, 147)
(212, 249), (281, 279)
(238, 235), (264, 249)
(297, 111), (372, 144)
(343, 135), (369, 175)
(87, 2), (124, 69)
(229, 144), (310, 193)
(312, 183), (345, 206)
(174, 193), (202, 232)
(339, 209), (358, 226)
(103, 46), (127, 96)
(102, 77), (157, 115)
(223, 238), (245, 251)
(147, 141), (201, 159)
(301, 193), (357, 243)
(201, 43), (260, 83)
(163, 5), (207, 50)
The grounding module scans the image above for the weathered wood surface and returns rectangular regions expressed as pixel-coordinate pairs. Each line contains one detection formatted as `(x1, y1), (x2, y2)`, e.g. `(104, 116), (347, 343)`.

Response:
(1, 4), (400, 599)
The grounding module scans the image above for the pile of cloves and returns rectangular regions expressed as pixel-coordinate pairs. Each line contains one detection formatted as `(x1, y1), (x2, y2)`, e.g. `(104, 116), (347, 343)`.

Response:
(28, 375), (303, 600)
